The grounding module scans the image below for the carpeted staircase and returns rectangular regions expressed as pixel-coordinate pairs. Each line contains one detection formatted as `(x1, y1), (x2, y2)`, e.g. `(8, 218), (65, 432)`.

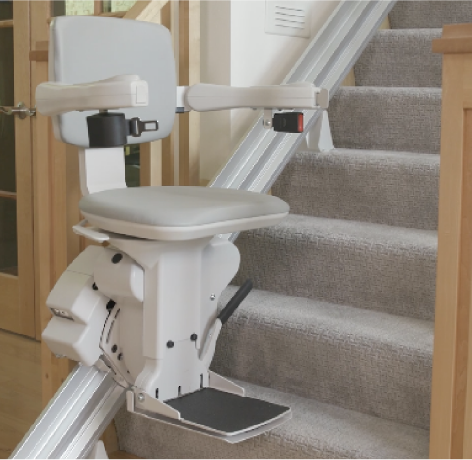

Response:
(114, 2), (472, 458)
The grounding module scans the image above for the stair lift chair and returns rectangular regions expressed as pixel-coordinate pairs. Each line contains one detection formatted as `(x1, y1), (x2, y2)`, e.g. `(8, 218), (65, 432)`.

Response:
(33, 15), (328, 449)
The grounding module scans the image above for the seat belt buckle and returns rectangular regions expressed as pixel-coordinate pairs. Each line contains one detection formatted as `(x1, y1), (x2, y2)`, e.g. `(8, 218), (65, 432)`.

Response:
(272, 112), (304, 133)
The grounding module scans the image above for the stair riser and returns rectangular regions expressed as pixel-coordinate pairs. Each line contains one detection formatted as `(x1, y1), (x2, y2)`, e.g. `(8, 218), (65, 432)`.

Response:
(390, 1), (472, 29)
(354, 30), (442, 88)
(273, 150), (439, 230)
(212, 293), (432, 430)
(329, 88), (441, 154)
(234, 221), (437, 321)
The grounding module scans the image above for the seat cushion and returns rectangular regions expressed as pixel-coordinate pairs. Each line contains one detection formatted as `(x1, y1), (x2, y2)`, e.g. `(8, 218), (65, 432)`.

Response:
(79, 186), (289, 240)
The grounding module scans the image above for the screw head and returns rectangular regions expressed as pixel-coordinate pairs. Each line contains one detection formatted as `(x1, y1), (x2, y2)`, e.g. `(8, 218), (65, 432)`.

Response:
(111, 344), (118, 353)
(112, 253), (123, 264)
(167, 340), (175, 348)
(137, 393), (145, 402)
(210, 294), (216, 301)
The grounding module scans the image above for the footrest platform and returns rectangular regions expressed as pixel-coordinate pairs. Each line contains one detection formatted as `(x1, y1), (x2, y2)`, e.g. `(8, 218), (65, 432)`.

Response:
(136, 387), (291, 443)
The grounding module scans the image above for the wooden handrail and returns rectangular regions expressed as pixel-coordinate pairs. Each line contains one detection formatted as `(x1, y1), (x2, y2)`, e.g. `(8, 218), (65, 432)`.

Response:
(430, 23), (472, 459)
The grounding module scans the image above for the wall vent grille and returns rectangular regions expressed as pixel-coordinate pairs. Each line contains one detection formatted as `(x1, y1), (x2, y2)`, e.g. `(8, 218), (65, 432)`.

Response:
(265, 1), (311, 38)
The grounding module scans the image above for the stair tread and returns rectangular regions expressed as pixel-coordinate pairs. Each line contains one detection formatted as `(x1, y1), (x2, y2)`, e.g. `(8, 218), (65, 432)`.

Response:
(247, 213), (437, 252)
(389, 1), (472, 29)
(234, 214), (437, 320)
(274, 148), (439, 230)
(329, 86), (441, 154)
(355, 28), (442, 87)
(214, 286), (433, 429)
(220, 285), (434, 354)
(115, 378), (429, 459)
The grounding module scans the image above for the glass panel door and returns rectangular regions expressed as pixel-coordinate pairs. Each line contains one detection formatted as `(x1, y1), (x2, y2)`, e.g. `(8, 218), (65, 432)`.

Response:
(102, 0), (136, 13)
(0, 3), (17, 275)
(51, 0), (94, 16)
(0, 2), (18, 275)
(0, 1), (13, 20)
(0, 0), (35, 337)
(51, 0), (137, 16)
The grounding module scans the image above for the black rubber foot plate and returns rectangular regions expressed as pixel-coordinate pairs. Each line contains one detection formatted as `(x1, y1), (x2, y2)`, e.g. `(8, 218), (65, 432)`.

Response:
(166, 388), (290, 436)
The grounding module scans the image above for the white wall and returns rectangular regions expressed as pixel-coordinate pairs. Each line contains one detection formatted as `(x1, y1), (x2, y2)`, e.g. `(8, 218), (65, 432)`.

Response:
(200, 0), (339, 181)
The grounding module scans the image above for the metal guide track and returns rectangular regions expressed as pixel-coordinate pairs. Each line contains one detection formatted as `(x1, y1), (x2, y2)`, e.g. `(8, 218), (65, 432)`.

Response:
(10, 364), (126, 459)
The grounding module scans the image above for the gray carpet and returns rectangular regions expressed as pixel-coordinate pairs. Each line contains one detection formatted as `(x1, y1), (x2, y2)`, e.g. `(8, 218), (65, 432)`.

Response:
(234, 215), (437, 321)
(355, 29), (443, 88)
(115, 380), (430, 459)
(271, 149), (439, 230)
(389, 1), (472, 29)
(212, 287), (433, 430)
(115, 1), (457, 457)
(329, 87), (441, 154)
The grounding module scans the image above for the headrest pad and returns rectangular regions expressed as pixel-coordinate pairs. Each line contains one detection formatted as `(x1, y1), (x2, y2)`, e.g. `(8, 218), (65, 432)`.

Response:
(49, 16), (176, 147)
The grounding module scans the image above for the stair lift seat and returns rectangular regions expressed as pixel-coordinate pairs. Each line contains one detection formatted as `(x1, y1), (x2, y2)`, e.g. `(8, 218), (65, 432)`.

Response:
(80, 186), (289, 241)
(33, 14), (294, 449)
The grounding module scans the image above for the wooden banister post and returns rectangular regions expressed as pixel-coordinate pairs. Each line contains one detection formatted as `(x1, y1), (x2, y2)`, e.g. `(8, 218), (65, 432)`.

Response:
(179, 0), (200, 186)
(431, 23), (472, 459)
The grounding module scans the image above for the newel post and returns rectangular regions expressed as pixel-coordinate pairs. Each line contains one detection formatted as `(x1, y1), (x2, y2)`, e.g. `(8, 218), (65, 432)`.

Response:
(430, 23), (472, 459)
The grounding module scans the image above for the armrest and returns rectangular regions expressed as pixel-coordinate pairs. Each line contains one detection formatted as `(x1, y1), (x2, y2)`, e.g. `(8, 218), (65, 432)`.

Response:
(180, 82), (329, 112)
(36, 75), (149, 116)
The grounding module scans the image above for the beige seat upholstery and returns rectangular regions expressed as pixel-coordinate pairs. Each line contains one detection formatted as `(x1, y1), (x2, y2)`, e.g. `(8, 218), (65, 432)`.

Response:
(80, 186), (289, 241)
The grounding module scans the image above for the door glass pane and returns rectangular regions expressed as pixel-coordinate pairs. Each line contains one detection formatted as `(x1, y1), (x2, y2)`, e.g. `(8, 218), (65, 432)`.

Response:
(0, 26), (15, 193)
(125, 145), (140, 187)
(0, 1), (13, 21)
(102, 0), (136, 13)
(51, 0), (95, 17)
(0, 197), (17, 275)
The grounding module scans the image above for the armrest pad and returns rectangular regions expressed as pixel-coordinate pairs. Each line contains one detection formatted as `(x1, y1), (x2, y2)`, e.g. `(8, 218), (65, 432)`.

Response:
(185, 82), (329, 112)
(36, 75), (149, 116)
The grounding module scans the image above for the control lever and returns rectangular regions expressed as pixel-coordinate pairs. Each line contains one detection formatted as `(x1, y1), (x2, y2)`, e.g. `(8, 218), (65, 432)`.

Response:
(218, 279), (253, 324)
(200, 279), (253, 367)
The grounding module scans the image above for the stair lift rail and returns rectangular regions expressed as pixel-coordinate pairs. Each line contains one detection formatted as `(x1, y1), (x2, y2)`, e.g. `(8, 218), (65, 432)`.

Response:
(210, 0), (396, 241)
(11, 364), (126, 459)
(11, 2), (394, 458)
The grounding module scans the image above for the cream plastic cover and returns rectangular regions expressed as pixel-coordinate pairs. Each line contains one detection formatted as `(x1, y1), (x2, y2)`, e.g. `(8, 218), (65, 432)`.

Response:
(48, 16), (176, 147)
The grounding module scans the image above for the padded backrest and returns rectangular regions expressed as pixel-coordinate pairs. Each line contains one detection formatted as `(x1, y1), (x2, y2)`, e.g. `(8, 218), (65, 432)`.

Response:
(49, 16), (176, 147)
